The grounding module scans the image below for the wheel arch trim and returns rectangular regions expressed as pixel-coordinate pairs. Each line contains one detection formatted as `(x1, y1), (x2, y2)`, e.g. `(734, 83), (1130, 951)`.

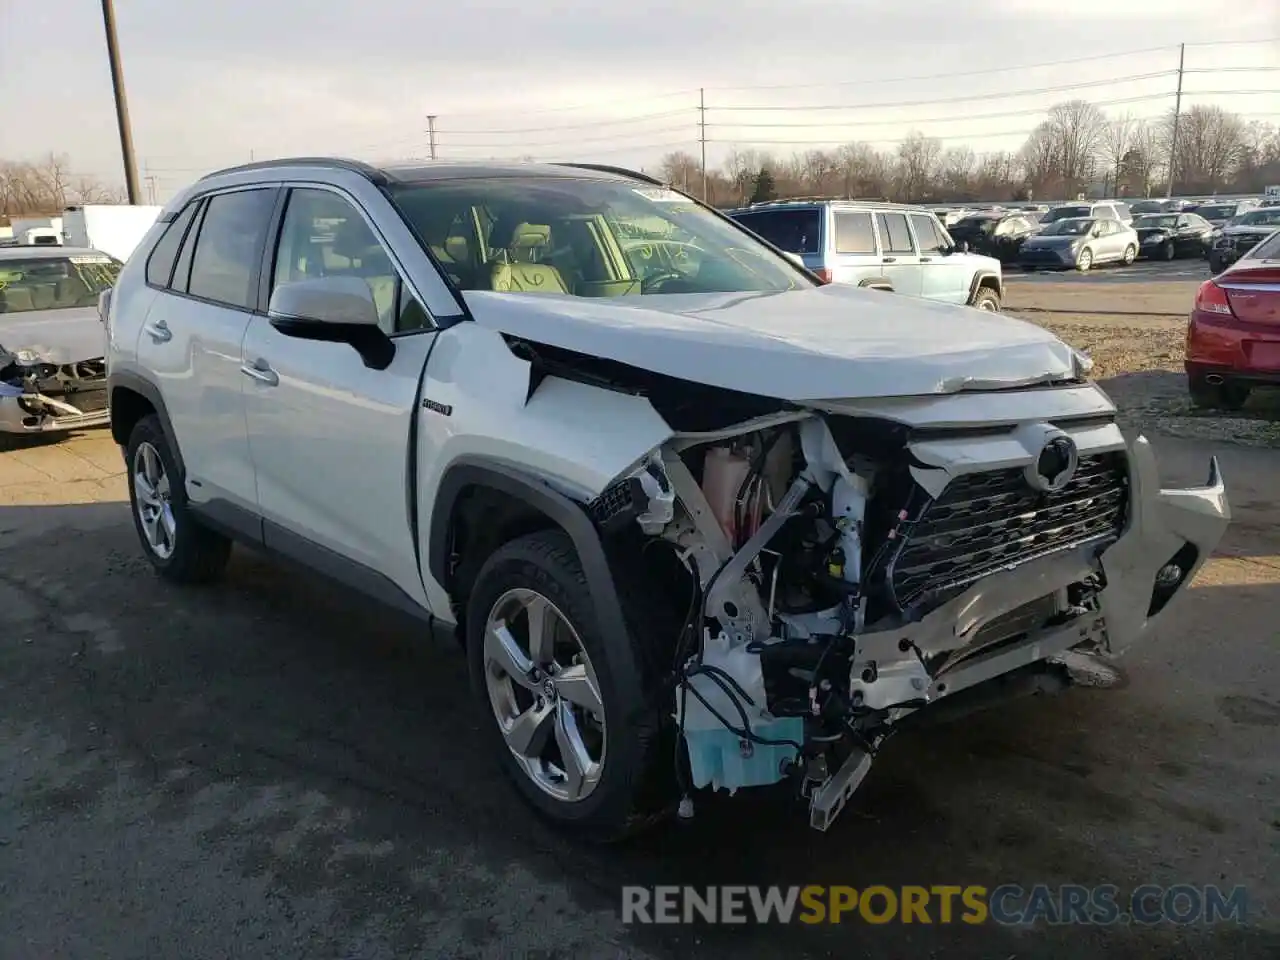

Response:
(108, 372), (185, 477)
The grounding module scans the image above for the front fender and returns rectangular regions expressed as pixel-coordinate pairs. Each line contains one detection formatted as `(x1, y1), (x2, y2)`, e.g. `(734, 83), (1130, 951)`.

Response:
(1097, 436), (1230, 656)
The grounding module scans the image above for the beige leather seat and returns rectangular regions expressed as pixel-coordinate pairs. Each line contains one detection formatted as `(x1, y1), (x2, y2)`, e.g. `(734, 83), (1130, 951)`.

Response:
(490, 223), (569, 294)
(0, 287), (35, 313)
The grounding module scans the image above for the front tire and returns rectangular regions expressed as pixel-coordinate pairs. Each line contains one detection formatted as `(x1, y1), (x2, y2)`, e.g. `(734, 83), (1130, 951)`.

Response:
(1076, 248), (1094, 272)
(125, 415), (231, 583)
(466, 530), (674, 841)
(972, 287), (1001, 312)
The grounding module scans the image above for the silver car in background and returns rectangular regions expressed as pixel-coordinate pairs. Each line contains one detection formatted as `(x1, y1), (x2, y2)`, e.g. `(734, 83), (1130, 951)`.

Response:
(1017, 217), (1139, 272)
(0, 246), (118, 434)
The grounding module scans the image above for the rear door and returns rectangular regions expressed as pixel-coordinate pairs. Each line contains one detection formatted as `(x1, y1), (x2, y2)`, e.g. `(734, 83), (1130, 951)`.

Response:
(874, 212), (922, 296)
(135, 186), (278, 514)
(240, 185), (437, 607)
(830, 209), (884, 286)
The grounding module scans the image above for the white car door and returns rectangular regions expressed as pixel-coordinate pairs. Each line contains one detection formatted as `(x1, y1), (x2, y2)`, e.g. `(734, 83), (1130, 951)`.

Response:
(874, 211), (922, 296)
(240, 186), (437, 607)
(135, 187), (279, 513)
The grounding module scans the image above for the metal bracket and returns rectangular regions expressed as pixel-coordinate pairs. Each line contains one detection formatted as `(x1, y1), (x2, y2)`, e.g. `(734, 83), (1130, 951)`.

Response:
(809, 747), (873, 832)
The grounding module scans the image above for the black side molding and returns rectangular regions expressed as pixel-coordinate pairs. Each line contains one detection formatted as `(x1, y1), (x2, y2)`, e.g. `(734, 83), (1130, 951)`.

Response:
(428, 458), (634, 689)
(107, 371), (186, 476)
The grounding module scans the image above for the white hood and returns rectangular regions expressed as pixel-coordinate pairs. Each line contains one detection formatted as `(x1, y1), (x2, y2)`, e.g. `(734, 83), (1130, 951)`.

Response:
(462, 284), (1078, 401)
(0, 307), (105, 363)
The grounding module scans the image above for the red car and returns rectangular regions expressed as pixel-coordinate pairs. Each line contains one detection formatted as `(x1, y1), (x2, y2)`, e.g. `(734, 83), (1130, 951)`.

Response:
(1186, 230), (1280, 410)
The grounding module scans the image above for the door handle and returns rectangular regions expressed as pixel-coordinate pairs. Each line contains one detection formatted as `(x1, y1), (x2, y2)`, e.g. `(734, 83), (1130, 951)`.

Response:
(143, 319), (172, 343)
(882, 256), (897, 263)
(920, 256), (934, 263)
(240, 358), (279, 387)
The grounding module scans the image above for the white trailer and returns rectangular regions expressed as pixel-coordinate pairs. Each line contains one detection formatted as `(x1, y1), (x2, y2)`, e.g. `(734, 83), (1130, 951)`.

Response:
(61, 204), (162, 263)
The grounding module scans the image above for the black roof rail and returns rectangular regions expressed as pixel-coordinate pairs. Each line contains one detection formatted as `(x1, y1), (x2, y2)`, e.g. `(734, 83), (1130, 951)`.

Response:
(199, 157), (387, 185)
(553, 163), (664, 186)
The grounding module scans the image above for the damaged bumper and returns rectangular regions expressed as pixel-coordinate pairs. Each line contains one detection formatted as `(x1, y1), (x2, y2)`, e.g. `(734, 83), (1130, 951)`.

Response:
(0, 357), (110, 434)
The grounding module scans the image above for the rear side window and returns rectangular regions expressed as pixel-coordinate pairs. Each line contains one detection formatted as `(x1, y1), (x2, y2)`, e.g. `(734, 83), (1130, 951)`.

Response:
(834, 212), (876, 254)
(186, 189), (278, 309)
(1246, 232), (1280, 261)
(733, 209), (822, 255)
(909, 213), (947, 255)
(1095, 206), (1118, 220)
(876, 212), (915, 254)
(145, 202), (198, 288)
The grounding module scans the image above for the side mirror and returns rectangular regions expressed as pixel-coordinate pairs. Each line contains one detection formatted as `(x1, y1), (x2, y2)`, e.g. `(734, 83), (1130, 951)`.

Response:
(957, 240), (970, 253)
(268, 277), (394, 370)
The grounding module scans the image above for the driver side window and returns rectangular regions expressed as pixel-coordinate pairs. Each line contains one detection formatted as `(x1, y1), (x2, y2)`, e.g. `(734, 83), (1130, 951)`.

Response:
(271, 188), (429, 333)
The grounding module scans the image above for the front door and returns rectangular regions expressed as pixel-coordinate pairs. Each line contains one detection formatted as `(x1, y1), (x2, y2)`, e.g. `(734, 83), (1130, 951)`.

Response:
(874, 212), (922, 297)
(910, 213), (967, 304)
(241, 186), (438, 607)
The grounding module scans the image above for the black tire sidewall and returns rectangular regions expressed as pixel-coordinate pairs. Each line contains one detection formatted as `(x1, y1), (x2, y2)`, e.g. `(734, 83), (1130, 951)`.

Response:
(465, 532), (662, 839)
(124, 415), (199, 575)
(1164, 241), (1176, 261)
(973, 290), (1001, 312)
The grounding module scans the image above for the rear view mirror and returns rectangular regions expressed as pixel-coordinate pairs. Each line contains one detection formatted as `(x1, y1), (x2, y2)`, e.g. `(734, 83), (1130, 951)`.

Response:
(268, 277), (394, 370)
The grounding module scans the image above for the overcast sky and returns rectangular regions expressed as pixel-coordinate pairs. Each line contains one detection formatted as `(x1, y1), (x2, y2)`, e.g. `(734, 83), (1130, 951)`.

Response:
(2, 0), (1277, 199)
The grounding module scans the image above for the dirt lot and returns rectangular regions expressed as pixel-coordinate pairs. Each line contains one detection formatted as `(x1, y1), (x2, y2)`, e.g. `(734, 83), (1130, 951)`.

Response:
(2, 274), (1278, 959)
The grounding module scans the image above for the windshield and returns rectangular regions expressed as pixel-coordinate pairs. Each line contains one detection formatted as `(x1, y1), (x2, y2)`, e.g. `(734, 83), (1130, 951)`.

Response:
(1196, 204), (1236, 220)
(388, 178), (812, 298)
(1043, 205), (1091, 223)
(1039, 218), (1095, 237)
(1129, 200), (1166, 214)
(729, 208), (822, 255)
(0, 254), (122, 314)
(1238, 209), (1280, 227)
(1135, 215), (1178, 229)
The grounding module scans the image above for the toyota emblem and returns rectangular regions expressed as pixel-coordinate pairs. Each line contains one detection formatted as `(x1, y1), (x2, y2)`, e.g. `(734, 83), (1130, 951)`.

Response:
(1025, 434), (1078, 493)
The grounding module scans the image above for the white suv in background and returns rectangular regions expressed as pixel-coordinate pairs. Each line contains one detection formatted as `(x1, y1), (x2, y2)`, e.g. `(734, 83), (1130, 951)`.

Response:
(102, 158), (1228, 841)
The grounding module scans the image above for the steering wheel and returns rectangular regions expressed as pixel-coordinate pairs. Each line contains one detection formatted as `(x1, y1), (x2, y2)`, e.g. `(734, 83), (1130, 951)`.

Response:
(640, 270), (689, 294)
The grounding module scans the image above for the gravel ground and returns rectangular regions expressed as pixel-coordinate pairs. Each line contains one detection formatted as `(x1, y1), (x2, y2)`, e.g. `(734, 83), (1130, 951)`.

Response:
(1006, 275), (1280, 448)
(1, 274), (1278, 959)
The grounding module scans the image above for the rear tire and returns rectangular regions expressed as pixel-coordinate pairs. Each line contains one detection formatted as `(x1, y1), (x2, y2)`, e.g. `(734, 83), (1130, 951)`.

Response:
(466, 530), (676, 842)
(1162, 240), (1176, 261)
(1122, 244), (1137, 266)
(1208, 254), (1225, 274)
(125, 415), (231, 583)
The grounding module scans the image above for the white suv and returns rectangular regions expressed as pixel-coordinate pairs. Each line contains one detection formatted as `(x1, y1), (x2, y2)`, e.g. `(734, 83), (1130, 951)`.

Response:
(104, 159), (1229, 839)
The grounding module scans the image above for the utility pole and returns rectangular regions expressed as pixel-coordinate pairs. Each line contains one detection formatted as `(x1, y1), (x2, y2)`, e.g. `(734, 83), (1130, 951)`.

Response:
(427, 115), (438, 160)
(100, 0), (141, 205)
(1165, 43), (1185, 199)
(699, 89), (708, 201)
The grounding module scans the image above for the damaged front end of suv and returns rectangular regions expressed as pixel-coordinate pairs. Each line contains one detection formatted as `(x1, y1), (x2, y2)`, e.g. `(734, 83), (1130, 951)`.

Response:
(575, 372), (1228, 832)
(0, 346), (110, 434)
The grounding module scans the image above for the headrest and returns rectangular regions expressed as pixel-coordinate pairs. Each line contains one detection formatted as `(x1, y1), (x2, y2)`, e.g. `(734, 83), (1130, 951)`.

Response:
(331, 217), (376, 260)
(510, 223), (551, 248)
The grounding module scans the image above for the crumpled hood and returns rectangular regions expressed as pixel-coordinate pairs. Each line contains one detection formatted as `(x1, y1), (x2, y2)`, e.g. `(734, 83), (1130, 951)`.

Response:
(1221, 225), (1277, 238)
(0, 307), (105, 364)
(462, 284), (1079, 401)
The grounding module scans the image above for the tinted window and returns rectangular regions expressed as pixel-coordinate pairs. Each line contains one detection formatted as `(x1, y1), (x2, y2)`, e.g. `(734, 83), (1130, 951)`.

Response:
(834, 211), (876, 254)
(876, 212), (915, 254)
(187, 189), (277, 309)
(272, 188), (428, 333)
(909, 213), (945, 255)
(732, 208), (822, 256)
(1246, 231), (1280, 260)
(145, 203), (198, 288)
(1113, 203), (1131, 220)
(1044, 205), (1091, 223)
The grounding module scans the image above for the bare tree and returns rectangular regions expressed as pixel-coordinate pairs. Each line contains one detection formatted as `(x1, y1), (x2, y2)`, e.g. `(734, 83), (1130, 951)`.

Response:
(1162, 105), (1246, 193)
(1018, 121), (1060, 198)
(658, 150), (700, 192)
(1044, 100), (1106, 197)
(895, 131), (942, 202)
(1100, 112), (1137, 196)
(939, 146), (976, 198)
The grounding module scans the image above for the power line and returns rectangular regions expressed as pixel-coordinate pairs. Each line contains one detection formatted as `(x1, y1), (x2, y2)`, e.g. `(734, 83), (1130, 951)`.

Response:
(434, 125), (696, 151)
(436, 109), (697, 137)
(709, 71), (1177, 112)
(704, 44), (1181, 92)
(1185, 36), (1280, 47)
(706, 93), (1175, 130)
(704, 120), (1170, 147)
(433, 87), (698, 121)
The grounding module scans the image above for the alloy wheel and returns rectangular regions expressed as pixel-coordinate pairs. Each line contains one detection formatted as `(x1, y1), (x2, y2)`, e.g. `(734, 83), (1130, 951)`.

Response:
(483, 588), (606, 802)
(132, 441), (176, 560)
(1077, 248), (1093, 271)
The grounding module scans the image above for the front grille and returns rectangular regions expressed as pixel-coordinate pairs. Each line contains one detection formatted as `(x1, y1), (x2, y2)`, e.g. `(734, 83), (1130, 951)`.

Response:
(887, 452), (1128, 610)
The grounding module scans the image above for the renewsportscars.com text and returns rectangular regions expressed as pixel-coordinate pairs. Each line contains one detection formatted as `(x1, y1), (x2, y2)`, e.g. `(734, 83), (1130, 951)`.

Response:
(621, 884), (1248, 926)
